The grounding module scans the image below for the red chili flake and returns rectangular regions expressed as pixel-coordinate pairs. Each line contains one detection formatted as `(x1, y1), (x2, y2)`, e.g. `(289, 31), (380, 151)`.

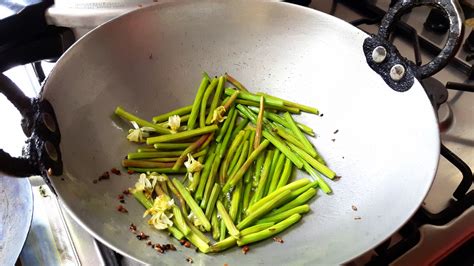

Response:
(123, 189), (131, 195)
(185, 257), (193, 263)
(179, 239), (186, 245)
(242, 245), (250, 254)
(117, 205), (128, 213)
(129, 223), (137, 231)
(136, 232), (149, 240)
(111, 168), (121, 175)
(98, 171), (110, 181)
(118, 194), (125, 200)
(273, 237), (284, 243)
(146, 241), (152, 246)
(127, 169), (135, 175)
(154, 244), (164, 253)
(184, 241), (192, 248)
(352, 205), (358, 211)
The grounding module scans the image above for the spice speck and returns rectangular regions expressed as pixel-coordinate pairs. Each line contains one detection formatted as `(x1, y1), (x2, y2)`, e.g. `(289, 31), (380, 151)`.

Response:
(273, 237), (284, 243)
(136, 232), (149, 240)
(111, 168), (121, 175)
(352, 205), (358, 211)
(117, 205), (128, 213)
(242, 245), (250, 254)
(98, 171), (110, 181)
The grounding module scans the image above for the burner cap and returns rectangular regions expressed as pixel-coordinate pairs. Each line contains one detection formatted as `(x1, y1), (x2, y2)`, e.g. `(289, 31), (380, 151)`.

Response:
(421, 77), (448, 109)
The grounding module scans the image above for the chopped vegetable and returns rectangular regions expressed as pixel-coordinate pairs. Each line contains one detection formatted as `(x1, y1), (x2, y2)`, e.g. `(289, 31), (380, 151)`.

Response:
(115, 71), (338, 254)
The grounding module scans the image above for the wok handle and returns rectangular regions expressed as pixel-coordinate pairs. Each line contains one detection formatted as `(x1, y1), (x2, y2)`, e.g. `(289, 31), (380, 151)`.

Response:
(0, 73), (62, 180)
(378, 0), (464, 79)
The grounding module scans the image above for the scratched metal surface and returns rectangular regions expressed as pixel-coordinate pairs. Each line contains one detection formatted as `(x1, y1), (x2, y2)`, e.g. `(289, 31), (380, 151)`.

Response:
(0, 177), (33, 265)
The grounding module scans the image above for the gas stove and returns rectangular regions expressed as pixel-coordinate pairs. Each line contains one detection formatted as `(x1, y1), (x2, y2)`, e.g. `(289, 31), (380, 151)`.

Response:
(1, 1), (472, 265)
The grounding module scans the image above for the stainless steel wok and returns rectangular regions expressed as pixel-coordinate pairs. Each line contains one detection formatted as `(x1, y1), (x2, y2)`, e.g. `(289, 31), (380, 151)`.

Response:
(0, 0), (463, 264)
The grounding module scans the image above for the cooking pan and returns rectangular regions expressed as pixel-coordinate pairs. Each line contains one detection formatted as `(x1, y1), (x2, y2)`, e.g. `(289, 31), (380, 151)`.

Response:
(0, 0), (463, 264)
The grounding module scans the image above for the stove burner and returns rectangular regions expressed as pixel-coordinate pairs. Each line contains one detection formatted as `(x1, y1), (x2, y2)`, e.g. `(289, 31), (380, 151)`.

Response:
(421, 77), (449, 109)
(437, 102), (454, 132)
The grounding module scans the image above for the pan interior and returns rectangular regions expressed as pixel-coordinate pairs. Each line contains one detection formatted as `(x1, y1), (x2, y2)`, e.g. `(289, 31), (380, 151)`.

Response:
(41, 1), (439, 264)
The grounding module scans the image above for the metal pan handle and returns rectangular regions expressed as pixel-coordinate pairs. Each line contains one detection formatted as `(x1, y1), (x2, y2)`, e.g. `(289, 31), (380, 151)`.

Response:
(379, 0), (464, 79)
(0, 73), (62, 179)
(363, 0), (464, 91)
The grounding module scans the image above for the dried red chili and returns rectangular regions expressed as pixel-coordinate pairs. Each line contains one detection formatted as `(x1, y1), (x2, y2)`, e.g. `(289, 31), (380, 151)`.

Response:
(111, 168), (121, 175)
(117, 205), (128, 213)
(136, 232), (149, 240)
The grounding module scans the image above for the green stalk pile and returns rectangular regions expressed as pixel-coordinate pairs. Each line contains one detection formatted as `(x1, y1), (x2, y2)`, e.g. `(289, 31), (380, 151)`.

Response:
(114, 72), (336, 253)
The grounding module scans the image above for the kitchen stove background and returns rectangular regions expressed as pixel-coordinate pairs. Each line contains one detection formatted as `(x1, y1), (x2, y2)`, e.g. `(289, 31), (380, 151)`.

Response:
(1, 1), (471, 265)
